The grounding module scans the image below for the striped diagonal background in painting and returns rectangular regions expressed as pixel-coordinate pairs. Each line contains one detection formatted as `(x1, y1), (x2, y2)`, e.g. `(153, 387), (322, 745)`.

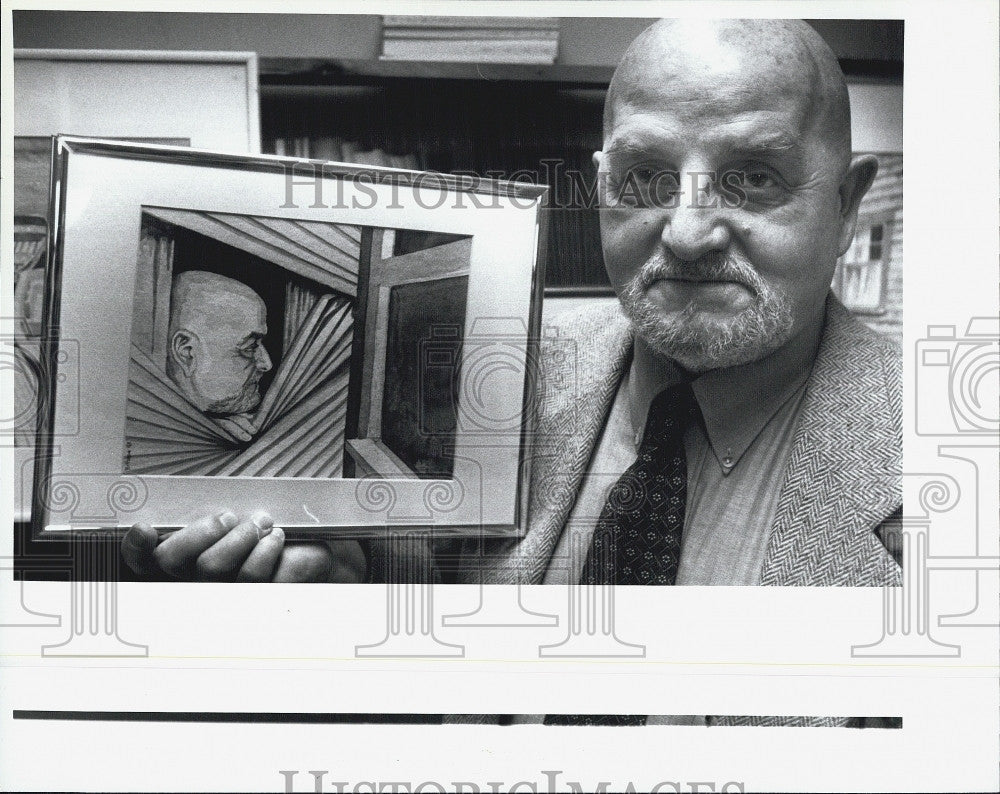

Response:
(124, 210), (359, 478)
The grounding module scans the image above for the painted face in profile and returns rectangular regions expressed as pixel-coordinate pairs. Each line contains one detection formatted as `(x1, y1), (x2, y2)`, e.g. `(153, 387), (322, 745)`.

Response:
(166, 271), (273, 415)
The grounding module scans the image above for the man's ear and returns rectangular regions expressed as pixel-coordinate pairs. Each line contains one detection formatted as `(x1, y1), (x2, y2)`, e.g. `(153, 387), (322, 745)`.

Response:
(168, 329), (198, 377)
(592, 150), (604, 171)
(836, 154), (879, 255)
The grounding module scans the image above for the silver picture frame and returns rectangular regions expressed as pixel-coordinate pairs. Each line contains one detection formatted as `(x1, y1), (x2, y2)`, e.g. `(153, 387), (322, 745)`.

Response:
(31, 136), (548, 540)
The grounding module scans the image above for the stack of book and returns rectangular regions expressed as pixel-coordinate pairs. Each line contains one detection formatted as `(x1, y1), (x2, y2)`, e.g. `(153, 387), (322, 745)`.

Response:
(380, 16), (560, 64)
(271, 135), (420, 171)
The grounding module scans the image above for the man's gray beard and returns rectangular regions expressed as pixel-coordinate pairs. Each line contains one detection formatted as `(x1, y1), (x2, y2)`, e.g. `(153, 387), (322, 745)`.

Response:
(206, 379), (263, 416)
(619, 254), (795, 372)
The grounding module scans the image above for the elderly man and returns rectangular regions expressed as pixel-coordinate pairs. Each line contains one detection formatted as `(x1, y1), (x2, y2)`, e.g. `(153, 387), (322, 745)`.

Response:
(123, 18), (901, 588)
(165, 270), (273, 416)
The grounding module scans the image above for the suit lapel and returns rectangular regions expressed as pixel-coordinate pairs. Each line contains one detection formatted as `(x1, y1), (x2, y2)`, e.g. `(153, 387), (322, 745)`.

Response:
(469, 304), (633, 584)
(465, 297), (902, 586)
(759, 299), (902, 586)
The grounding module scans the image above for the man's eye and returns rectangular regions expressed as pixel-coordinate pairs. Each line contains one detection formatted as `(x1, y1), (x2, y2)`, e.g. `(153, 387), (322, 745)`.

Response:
(736, 164), (780, 191)
(746, 171), (775, 188)
(629, 165), (658, 183)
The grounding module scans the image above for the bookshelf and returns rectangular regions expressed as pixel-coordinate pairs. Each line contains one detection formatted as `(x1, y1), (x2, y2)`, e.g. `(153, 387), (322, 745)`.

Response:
(259, 73), (611, 294)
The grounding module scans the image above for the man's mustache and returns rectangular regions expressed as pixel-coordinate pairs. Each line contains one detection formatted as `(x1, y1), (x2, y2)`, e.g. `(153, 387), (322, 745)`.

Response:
(637, 251), (763, 294)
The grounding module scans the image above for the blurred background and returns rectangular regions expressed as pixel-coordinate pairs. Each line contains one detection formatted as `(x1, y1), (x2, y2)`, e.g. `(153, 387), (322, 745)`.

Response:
(13, 12), (903, 339)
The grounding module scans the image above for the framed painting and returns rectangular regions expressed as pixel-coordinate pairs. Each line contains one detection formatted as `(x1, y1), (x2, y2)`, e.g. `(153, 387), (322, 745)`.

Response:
(31, 137), (547, 539)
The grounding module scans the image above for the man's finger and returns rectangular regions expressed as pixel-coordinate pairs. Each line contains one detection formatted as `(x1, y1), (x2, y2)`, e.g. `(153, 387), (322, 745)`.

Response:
(154, 511), (239, 578)
(235, 526), (285, 582)
(272, 542), (334, 583)
(195, 512), (274, 581)
(122, 523), (160, 576)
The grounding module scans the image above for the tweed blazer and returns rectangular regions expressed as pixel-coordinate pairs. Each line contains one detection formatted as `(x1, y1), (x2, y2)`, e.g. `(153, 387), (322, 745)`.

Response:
(371, 293), (902, 587)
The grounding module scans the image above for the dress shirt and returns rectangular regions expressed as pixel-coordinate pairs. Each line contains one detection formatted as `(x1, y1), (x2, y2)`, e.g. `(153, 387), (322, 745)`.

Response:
(542, 321), (822, 587)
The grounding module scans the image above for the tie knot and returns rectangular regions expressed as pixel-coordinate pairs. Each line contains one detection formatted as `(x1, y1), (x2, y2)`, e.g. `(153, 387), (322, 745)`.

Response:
(642, 383), (697, 449)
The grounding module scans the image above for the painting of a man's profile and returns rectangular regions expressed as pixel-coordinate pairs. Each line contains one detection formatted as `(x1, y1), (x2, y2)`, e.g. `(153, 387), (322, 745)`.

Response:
(166, 270), (274, 416)
(124, 208), (472, 480)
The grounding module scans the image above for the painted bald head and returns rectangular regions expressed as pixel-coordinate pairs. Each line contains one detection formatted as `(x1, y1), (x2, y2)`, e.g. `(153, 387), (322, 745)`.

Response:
(604, 19), (853, 171)
(166, 270), (273, 415)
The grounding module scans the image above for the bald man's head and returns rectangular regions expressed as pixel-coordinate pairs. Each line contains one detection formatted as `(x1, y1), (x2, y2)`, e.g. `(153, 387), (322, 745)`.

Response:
(595, 18), (877, 371)
(168, 271), (264, 337)
(166, 270), (272, 415)
(604, 19), (852, 171)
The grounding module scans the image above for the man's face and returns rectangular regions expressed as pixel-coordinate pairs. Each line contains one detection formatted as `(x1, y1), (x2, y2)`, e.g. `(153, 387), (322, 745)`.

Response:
(188, 294), (272, 415)
(597, 54), (855, 371)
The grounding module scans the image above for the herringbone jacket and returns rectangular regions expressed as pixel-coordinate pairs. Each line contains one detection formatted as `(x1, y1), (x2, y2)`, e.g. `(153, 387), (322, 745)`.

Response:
(372, 294), (903, 588)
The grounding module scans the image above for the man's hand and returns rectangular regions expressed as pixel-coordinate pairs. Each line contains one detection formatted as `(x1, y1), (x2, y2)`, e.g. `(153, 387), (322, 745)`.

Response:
(121, 511), (367, 583)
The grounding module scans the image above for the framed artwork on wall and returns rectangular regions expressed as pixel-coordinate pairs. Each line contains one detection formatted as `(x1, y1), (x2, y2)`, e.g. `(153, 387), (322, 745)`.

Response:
(11, 49), (261, 520)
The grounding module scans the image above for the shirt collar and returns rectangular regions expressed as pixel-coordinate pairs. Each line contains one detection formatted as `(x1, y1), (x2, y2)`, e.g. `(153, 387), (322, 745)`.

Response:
(627, 320), (822, 473)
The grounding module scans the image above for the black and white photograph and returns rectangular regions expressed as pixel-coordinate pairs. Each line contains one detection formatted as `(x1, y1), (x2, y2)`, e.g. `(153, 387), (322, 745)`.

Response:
(1, 4), (997, 794)
(30, 138), (542, 537)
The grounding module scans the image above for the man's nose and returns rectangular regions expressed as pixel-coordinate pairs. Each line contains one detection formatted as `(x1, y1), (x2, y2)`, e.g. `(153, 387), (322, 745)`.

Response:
(660, 178), (732, 262)
(255, 345), (272, 373)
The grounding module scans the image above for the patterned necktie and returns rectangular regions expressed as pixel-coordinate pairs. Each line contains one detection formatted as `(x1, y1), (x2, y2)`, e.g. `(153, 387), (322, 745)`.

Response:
(544, 385), (695, 727)
(581, 382), (696, 586)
